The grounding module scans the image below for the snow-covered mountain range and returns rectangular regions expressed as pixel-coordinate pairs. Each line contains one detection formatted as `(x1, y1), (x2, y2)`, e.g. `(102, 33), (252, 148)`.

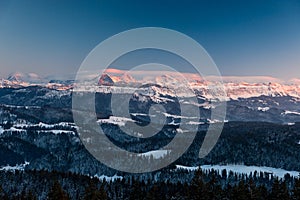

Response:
(0, 72), (73, 90)
(1, 69), (300, 100)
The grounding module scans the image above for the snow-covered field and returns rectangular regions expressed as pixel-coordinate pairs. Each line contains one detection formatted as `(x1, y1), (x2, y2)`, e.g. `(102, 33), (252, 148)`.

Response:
(94, 174), (123, 181)
(36, 130), (76, 135)
(282, 110), (300, 115)
(139, 150), (170, 159)
(0, 122), (77, 135)
(0, 162), (29, 171)
(176, 164), (300, 179)
(98, 116), (136, 126)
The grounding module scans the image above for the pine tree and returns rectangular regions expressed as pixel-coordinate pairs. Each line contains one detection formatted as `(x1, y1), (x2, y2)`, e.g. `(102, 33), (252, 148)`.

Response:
(269, 179), (290, 200)
(270, 178), (280, 200)
(84, 182), (101, 200)
(189, 168), (208, 200)
(233, 180), (249, 200)
(0, 185), (8, 200)
(248, 178), (258, 199)
(206, 172), (218, 199)
(26, 190), (37, 200)
(47, 180), (69, 200)
(146, 184), (162, 200)
(129, 179), (144, 200)
(257, 185), (268, 200)
(293, 178), (300, 200)
(99, 183), (108, 200)
(279, 181), (290, 200)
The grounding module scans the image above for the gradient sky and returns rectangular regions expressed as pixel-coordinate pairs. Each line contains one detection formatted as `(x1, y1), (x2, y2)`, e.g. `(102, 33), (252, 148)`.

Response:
(0, 0), (299, 80)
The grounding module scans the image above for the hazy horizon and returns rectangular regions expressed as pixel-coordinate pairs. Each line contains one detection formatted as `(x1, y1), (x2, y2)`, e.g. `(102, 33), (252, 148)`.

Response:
(2, 68), (300, 83)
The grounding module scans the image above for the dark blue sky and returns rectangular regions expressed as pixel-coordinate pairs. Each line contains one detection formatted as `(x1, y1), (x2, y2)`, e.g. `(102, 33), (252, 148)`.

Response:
(0, 0), (299, 79)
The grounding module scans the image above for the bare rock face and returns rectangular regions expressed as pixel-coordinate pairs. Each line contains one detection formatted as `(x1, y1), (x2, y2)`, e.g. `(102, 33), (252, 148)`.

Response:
(98, 74), (114, 86)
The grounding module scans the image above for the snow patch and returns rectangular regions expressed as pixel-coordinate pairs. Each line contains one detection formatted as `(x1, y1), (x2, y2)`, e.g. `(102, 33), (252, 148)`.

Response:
(258, 107), (270, 112)
(287, 123), (295, 126)
(139, 150), (170, 159)
(95, 174), (123, 182)
(282, 111), (300, 115)
(0, 162), (29, 171)
(8, 127), (26, 132)
(176, 165), (199, 171)
(98, 116), (136, 126)
(187, 121), (205, 125)
(36, 130), (75, 135)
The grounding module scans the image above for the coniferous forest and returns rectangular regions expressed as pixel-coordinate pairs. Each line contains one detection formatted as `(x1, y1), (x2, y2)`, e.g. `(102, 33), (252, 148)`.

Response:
(1, 117), (300, 199)
(1, 167), (300, 200)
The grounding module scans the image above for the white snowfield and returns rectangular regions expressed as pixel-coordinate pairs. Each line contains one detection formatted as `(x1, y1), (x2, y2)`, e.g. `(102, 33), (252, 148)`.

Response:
(176, 165), (300, 179)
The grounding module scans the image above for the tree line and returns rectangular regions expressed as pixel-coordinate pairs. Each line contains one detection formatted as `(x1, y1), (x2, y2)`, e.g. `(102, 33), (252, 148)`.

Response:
(1, 167), (300, 199)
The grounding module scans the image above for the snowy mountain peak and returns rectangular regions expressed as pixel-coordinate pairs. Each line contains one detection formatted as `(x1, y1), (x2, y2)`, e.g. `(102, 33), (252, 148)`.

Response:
(93, 69), (300, 100)
(98, 74), (114, 86)
(121, 73), (136, 83)
(2, 69), (300, 100)
(7, 72), (43, 83)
